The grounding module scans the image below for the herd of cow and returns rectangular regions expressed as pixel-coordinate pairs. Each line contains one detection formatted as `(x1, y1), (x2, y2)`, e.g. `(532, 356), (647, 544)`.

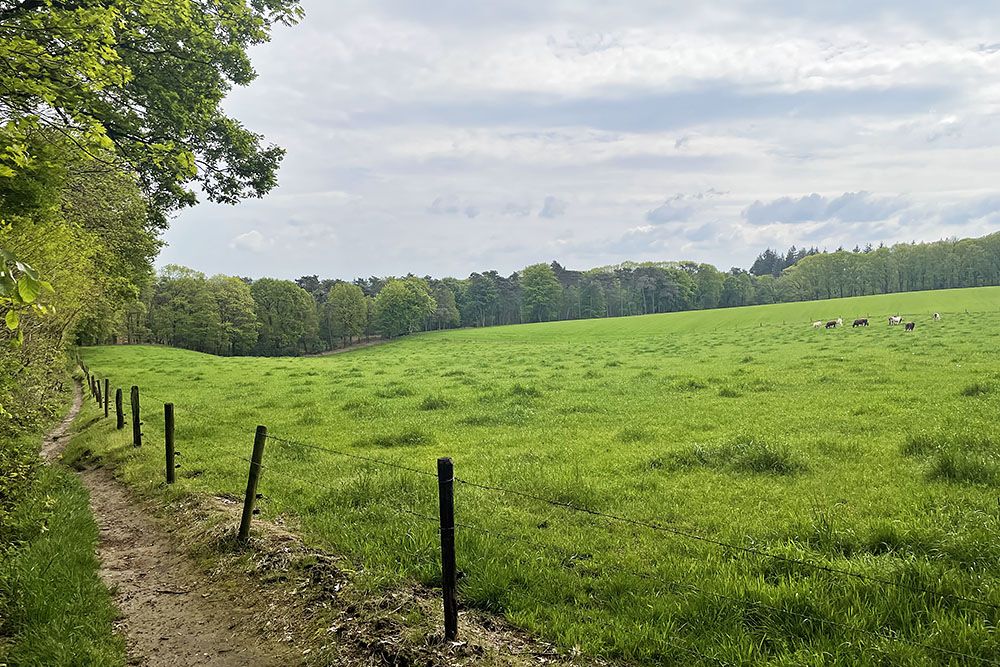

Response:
(812, 313), (940, 331)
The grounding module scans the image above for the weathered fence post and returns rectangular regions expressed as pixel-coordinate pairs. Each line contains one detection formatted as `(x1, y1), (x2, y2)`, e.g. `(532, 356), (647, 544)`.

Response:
(237, 425), (267, 543)
(115, 388), (124, 430)
(103, 379), (109, 418)
(95, 378), (102, 406)
(437, 457), (458, 640)
(164, 403), (176, 484)
(130, 385), (141, 447)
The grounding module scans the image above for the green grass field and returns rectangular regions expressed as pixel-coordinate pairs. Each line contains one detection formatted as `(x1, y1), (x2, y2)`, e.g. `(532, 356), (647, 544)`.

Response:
(79, 286), (1000, 665)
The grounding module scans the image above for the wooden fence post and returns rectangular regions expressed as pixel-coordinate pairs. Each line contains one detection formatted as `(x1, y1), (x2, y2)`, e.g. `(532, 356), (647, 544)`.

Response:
(130, 385), (141, 447)
(95, 378), (102, 406)
(104, 379), (109, 418)
(115, 388), (124, 430)
(437, 457), (458, 640)
(164, 403), (175, 484)
(238, 425), (267, 542)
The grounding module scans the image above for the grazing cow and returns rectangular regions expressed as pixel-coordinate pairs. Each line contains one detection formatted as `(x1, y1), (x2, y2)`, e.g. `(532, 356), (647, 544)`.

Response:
(905, 322), (915, 331)
(888, 315), (903, 326)
(852, 318), (869, 327)
(825, 320), (838, 329)
(933, 312), (941, 321)
(812, 321), (823, 329)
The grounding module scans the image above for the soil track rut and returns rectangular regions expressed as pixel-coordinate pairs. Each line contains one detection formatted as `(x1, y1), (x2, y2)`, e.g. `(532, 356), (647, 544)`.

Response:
(45, 381), (294, 666)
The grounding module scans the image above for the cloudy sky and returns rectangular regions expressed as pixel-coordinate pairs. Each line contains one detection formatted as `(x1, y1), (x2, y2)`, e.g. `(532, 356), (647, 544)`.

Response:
(160, 1), (1000, 280)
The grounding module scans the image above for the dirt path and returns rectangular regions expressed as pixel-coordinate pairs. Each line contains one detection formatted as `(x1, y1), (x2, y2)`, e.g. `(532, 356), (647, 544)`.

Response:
(303, 337), (388, 357)
(39, 380), (83, 460)
(45, 381), (296, 667)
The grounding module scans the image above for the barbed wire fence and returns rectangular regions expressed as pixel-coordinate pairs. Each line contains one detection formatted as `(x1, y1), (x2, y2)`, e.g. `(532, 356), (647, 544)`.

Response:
(76, 364), (1000, 665)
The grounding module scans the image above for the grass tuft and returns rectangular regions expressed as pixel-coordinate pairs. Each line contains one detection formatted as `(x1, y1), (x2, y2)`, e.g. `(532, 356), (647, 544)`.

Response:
(419, 394), (450, 410)
(928, 451), (999, 486)
(618, 426), (654, 443)
(674, 378), (708, 391)
(960, 382), (992, 397)
(510, 383), (543, 398)
(359, 429), (435, 448)
(374, 383), (414, 398)
(670, 436), (807, 475)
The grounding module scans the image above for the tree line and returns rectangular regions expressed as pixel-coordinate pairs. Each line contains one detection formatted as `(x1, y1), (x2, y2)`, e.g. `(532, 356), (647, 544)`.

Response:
(122, 231), (1000, 357)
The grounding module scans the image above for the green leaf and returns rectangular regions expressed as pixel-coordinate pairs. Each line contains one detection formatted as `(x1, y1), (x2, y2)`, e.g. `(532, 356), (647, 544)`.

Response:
(17, 275), (39, 303)
(5, 309), (18, 330)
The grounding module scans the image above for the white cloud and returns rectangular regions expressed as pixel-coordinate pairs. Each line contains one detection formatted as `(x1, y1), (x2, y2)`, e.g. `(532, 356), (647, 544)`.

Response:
(229, 230), (271, 253)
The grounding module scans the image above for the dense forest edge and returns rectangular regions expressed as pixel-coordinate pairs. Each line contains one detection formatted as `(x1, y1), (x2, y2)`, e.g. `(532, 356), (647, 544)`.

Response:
(120, 231), (1000, 357)
(0, 0), (302, 660)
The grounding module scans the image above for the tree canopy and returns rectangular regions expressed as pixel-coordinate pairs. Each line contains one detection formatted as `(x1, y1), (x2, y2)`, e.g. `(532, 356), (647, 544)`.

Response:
(323, 282), (368, 347)
(250, 278), (319, 356)
(521, 263), (563, 323)
(0, 0), (302, 220)
(373, 277), (436, 339)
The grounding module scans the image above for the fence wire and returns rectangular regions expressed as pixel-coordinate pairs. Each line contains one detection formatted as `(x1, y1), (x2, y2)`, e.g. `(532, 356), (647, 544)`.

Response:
(264, 432), (438, 479)
(77, 365), (1000, 665)
(453, 475), (1000, 614)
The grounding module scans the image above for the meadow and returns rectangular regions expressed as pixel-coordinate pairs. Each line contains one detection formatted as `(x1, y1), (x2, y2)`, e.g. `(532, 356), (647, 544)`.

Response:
(78, 286), (1000, 665)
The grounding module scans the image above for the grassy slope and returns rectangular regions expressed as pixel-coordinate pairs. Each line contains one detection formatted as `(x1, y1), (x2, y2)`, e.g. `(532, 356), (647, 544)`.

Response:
(0, 432), (124, 666)
(79, 287), (1000, 665)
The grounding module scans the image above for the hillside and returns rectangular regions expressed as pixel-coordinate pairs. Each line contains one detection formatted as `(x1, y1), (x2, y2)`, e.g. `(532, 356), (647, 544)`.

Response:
(79, 286), (1000, 665)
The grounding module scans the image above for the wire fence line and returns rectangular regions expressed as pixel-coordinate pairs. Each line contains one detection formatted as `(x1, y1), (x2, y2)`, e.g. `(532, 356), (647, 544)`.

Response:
(241, 440), (715, 664)
(78, 366), (1000, 665)
(417, 507), (1000, 667)
(453, 476), (1000, 614)
(265, 431), (1000, 665)
(265, 433), (438, 479)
